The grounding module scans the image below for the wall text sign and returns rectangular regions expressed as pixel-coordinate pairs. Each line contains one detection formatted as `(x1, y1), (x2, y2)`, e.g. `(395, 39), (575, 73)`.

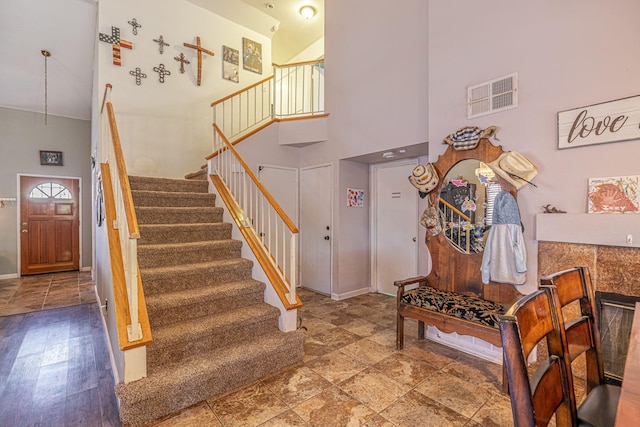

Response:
(557, 94), (640, 149)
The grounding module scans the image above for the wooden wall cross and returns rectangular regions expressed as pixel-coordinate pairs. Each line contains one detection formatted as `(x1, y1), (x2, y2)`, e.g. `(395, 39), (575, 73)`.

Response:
(99, 26), (132, 66)
(183, 36), (214, 86)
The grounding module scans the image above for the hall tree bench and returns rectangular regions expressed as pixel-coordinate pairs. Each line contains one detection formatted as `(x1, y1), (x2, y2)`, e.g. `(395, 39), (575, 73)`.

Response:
(395, 138), (524, 392)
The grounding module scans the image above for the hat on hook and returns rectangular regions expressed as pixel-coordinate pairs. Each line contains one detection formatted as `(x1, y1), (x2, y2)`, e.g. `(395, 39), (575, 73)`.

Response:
(443, 126), (498, 151)
(488, 151), (539, 190)
(409, 163), (439, 194)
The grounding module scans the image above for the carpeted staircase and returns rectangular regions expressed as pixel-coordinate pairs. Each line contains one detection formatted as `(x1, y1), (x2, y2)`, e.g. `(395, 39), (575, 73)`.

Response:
(116, 176), (304, 426)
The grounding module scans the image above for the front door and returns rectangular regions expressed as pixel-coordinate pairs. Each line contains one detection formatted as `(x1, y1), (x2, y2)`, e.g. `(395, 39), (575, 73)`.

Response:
(300, 164), (332, 295)
(20, 176), (80, 275)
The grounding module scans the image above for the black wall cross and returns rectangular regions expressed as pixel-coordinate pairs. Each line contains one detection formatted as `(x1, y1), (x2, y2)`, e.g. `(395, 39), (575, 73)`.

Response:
(153, 64), (171, 83)
(129, 67), (147, 85)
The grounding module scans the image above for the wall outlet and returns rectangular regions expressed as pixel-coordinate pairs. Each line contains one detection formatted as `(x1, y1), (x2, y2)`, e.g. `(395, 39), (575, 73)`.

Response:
(627, 234), (633, 245)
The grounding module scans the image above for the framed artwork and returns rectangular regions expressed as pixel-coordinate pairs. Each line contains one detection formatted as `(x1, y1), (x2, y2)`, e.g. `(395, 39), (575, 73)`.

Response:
(347, 188), (364, 207)
(40, 150), (63, 166)
(588, 175), (639, 213)
(222, 45), (239, 83)
(242, 37), (262, 74)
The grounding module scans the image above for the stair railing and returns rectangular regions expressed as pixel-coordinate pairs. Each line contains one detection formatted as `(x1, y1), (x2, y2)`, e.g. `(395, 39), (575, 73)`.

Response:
(209, 124), (299, 308)
(439, 198), (473, 254)
(211, 59), (325, 144)
(100, 84), (151, 347)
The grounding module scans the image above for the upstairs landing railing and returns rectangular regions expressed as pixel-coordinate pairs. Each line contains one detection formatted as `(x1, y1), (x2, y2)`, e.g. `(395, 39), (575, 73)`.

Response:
(211, 60), (325, 144)
(99, 84), (152, 350)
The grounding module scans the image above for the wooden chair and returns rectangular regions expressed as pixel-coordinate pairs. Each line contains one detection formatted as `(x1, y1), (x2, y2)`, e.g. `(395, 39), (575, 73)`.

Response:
(499, 287), (574, 427)
(541, 267), (621, 427)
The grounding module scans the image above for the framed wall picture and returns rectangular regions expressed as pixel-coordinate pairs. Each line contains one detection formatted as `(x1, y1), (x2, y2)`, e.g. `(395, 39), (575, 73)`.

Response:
(242, 37), (262, 74)
(222, 45), (239, 83)
(40, 150), (63, 166)
(588, 175), (639, 213)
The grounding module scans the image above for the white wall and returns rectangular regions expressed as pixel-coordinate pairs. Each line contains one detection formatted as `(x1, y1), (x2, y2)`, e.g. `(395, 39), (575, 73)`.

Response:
(98, 0), (272, 178)
(305, 0), (430, 296)
(428, 0), (640, 294)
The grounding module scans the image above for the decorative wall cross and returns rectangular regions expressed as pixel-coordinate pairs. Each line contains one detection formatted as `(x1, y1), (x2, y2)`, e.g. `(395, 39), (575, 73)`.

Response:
(153, 35), (170, 54)
(128, 18), (142, 35)
(183, 36), (214, 86)
(129, 67), (147, 85)
(174, 53), (190, 74)
(99, 26), (132, 66)
(153, 64), (171, 83)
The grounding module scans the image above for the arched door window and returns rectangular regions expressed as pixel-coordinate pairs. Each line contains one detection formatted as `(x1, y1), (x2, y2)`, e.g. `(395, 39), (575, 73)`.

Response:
(28, 182), (73, 200)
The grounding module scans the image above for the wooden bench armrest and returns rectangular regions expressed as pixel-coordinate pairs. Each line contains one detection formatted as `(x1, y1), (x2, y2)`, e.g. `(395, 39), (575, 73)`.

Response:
(394, 276), (428, 291)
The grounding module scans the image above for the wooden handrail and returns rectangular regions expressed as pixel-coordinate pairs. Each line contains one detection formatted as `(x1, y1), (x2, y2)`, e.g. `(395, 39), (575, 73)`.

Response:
(272, 59), (324, 68)
(100, 164), (152, 350)
(106, 102), (140, 239)
(211, 174), (302, 310)
(210, 75), (274, 107)
(212, 124), (298, 233)
(100, 83), (112, 114)
(439, 198), (472, 222)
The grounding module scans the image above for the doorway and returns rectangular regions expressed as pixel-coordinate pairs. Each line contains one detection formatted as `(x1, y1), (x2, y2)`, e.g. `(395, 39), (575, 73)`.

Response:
(299, 164), (332, 295)
(19, 175), (80, 275)
(371, 159), (419, 295)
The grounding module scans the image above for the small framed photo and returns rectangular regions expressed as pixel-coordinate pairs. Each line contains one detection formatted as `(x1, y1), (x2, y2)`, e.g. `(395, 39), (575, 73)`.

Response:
(40, 150), (63, 166)
(242, 37), (262, 74)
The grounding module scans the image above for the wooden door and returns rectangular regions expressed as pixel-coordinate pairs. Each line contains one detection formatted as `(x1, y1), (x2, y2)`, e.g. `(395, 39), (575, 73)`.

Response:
(300, 164), (332, 295)
(20, 176), (80, 275)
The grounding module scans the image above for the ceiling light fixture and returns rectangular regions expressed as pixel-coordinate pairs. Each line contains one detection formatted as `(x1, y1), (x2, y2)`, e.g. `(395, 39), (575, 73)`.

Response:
(299, 5), (316, 20)
(41, 49), (51, 125)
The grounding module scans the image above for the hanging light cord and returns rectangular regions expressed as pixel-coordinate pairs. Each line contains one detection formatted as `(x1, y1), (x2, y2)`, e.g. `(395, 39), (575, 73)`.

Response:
(41, 50), (51, 125)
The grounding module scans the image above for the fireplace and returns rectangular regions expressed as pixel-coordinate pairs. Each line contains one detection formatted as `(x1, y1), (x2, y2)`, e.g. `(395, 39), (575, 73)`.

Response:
(596, 291), (640, 384)
(537, 238), (640, 384)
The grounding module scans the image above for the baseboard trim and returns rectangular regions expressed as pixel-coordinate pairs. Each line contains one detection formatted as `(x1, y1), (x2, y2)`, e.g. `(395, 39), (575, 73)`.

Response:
(425, 325), (503, 364)
(0, 273), (19, 280)
(331, 287), (372, 301)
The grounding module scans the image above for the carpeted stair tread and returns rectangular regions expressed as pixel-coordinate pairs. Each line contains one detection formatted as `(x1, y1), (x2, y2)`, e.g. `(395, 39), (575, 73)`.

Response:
(137, 239), (242, 267)
(135, 206), (224, 224)
(145, 279), (264, 312)
(132, 190), (216, 207)
(116, 331), (304, 425)
(148, 303), (279, 349)
(129, 175), (209, 193)
(138, 223), (232, 245)
(139, 258), (254, 293)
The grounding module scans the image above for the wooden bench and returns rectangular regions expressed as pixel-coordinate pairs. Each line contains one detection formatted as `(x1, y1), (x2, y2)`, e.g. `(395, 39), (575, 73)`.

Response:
(395, 139), (523, 386)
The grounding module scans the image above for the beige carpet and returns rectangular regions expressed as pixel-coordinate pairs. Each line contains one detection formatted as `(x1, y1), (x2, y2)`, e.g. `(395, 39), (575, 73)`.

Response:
(116, 176), (303, 426)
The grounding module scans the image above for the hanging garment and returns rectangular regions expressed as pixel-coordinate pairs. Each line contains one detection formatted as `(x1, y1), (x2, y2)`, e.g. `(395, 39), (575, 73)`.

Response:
(481, 191), (527, 285)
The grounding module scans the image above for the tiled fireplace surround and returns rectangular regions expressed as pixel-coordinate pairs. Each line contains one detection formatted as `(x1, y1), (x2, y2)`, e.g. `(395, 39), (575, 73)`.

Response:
(537, 214), (640, 382)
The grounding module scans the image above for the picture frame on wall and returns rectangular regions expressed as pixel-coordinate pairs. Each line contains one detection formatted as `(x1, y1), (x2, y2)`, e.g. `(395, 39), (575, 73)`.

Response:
(40, 150), (63, 166)
(242, 37), (262, 74)
(222, 45), (239, 83)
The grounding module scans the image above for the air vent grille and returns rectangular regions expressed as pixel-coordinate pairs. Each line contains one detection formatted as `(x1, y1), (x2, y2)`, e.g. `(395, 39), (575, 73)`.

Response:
(468, 72), (518, 118)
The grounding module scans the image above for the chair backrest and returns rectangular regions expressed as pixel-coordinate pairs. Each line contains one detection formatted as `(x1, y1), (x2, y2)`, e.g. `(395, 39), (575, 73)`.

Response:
(540, 266), (606, 393)
(500, 288), (574, 427)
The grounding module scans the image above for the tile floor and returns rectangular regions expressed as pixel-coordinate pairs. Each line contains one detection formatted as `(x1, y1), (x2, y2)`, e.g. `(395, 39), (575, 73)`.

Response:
(0, 274), (517, 426)
(147, 287), (515, 427)
(0, 271), (96, 317)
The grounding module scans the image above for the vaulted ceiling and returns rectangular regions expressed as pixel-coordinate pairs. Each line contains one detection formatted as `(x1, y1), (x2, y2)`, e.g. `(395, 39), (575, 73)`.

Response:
(0, 0), (323, 121)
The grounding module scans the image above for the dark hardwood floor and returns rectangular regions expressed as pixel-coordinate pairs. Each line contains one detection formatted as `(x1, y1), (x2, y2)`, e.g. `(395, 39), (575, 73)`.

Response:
(0, 303), (121, 426)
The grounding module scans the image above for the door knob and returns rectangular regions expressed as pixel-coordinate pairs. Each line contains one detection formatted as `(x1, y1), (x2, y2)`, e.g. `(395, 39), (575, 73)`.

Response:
(324, 236), (330, 240)
(22, 230), (28, 233)
(413, 237), (417, 242)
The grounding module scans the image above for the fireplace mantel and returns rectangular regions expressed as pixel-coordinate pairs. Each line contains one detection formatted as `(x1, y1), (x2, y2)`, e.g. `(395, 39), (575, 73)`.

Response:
(535, 213), (640, 248)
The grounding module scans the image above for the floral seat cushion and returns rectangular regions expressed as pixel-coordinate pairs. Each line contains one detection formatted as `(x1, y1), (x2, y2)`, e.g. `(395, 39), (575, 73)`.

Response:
(400, 286), (506, 329)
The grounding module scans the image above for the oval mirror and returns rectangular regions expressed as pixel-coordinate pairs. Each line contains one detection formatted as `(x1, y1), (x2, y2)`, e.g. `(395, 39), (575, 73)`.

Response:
(438, 159), (501, 254)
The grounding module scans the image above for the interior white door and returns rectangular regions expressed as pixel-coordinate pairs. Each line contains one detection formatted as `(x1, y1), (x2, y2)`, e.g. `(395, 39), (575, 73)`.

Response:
(300, 164), (332, 295)
(373, 160), (419, 295)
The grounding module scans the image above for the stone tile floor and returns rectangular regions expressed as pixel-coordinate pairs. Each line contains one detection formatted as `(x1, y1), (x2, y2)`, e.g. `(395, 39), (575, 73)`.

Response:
(0, 271), (96, 317)
(146, 287), (515, 427)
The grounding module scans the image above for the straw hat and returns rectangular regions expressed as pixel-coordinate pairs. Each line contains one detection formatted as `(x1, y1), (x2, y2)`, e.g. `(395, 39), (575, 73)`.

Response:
(409, 164), (439, 194)
(488, 151), (539, 190)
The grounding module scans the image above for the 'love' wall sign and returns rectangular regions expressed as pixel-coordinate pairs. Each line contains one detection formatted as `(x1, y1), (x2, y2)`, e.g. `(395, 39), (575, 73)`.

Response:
(557, 94), (640, 149)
